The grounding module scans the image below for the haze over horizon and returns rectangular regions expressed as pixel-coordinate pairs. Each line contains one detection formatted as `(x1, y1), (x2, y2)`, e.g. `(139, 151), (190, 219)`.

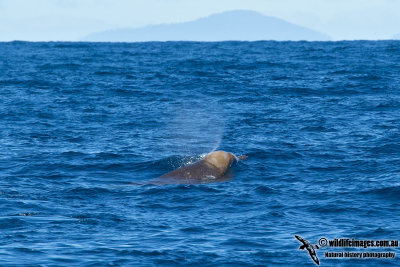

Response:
(1, 0), (400, 41)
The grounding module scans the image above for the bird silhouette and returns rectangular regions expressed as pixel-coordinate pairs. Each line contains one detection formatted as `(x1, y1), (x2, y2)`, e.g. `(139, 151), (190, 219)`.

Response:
(295, 235), (320, 265)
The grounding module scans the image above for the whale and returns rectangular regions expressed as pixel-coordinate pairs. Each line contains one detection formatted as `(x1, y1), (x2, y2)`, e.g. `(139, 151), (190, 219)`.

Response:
(144, 151), (247, 184)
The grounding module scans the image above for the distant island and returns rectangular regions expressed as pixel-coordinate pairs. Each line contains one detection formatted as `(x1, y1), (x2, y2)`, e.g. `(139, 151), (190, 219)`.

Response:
(82, 10), (330, 42)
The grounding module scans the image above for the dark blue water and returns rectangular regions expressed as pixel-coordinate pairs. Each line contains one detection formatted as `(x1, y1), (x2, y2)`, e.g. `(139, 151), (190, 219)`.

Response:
(1, 41), (399, 266)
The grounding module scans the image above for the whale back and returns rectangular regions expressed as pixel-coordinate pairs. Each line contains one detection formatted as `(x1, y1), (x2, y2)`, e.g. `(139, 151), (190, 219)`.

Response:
(158, 151), (235, 180)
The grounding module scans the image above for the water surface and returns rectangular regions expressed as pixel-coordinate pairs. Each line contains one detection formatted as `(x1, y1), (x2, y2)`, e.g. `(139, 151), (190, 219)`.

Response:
(0, 41), (399, 266)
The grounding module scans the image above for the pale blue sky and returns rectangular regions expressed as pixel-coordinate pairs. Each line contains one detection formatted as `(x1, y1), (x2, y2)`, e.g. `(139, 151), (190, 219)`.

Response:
(0, 0), (399, 41)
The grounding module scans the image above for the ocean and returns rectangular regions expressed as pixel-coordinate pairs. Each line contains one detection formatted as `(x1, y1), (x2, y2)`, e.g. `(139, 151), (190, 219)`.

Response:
(0, 41), (399, 266)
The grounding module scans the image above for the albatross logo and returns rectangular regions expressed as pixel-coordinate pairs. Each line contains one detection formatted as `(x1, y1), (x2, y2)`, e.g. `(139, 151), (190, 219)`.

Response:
(295, 235), (320, 265)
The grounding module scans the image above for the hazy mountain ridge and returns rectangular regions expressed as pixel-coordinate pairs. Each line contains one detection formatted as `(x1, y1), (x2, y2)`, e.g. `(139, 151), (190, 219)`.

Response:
(82, 10), (330, 42)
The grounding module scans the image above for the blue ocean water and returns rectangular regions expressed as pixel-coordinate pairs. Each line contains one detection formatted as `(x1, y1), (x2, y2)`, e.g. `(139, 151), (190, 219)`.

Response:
(0, 41), (399, 266)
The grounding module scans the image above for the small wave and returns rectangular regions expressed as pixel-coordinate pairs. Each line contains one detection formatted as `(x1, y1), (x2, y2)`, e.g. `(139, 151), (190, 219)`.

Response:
(329, 69), (352, 75)
(348, 74), (383, 82)
(12, 212), (40, 216)
(355, 227), (396, 238)
(253, 185), (278, 195)
(93, 71), (120, 76)
(137, 183), (222, 196)
(60, 151), (88, 158)
(246, 149), (303, 160)
(179, 226), (208, 233)
(361, 185), (400, 200)
(307, 166), (346, 172)
(39, 63), (81, 70)
(137, 186), (175, 196)
(0, 79), (62, 89)
(12, 247), (44, 255)
(0, 218), (26, 229)
(70, 213), (123, 223)
(92, 152), (127, 160)
(62, 187), (113, 199)
(369, 144), (400, 155)
(307, 204), (355, 214)
(117, 249), (168, 256)
(220, 238), (268, 248)
(375, 102), (400, 109)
